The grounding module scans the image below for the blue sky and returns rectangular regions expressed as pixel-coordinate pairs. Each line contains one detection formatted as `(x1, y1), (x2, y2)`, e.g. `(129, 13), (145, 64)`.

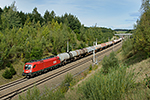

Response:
(0, 0), (142, 29)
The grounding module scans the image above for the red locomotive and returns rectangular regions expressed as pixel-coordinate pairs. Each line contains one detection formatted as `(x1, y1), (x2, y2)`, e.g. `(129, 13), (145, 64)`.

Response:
(22, 56), (61, 78)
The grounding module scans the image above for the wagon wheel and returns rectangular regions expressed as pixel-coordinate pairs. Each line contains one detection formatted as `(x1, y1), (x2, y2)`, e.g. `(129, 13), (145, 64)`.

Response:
(26, 75), (30, 79)
(62, 62), (64, 66)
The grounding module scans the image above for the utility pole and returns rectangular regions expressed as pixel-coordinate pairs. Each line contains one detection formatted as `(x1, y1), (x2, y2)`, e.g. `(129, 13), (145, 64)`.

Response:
(93, 38), (97, 65)
(93, 42), (95, 63)
(96, 38), (97, 46)
(93, 48), (95, 63)
(67, 41), (69, 52)
(113, 38), (114, 51)
(96, 38), (97, 64)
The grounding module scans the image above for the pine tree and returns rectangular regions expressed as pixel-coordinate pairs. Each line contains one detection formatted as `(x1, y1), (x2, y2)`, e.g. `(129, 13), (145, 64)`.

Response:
(2, 69), (12, 79)
(32, 7), (43, 24)
(10, 66), (16, 75)
(1, 1), (21, 29)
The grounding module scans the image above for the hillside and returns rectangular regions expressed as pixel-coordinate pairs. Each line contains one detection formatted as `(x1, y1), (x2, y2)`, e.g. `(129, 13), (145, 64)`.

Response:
(64, 49), (150, 100)
(17, 47), (150, 100)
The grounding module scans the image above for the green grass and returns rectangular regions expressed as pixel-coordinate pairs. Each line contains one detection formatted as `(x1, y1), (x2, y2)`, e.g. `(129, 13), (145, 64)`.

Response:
(123, 51), (147, 66)
(0, 59), (24, 85)
(65, 50), (150, 100)
(78, 66), (135, 100)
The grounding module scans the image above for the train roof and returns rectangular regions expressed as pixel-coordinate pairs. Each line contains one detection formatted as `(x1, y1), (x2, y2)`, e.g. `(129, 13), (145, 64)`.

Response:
(26, 55), (55, 63)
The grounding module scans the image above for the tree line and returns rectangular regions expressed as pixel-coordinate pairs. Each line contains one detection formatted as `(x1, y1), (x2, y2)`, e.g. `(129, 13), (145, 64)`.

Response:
(122, 0), (150, 59)
(0, 2), (81, 33)
(0, 2), (115, 69)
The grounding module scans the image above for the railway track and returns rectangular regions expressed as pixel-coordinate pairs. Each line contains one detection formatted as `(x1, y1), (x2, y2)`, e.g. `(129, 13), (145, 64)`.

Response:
(0, 42), (122, 100)
(0, 78), (27, 91)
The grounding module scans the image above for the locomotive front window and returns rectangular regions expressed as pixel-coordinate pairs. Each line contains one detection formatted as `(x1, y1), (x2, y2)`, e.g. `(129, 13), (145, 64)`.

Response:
(33, 65), (36, 68)
(25, 64), (32, 70)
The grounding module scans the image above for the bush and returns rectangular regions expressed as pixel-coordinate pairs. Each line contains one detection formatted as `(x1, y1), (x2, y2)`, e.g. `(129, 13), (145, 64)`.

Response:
(2, 69), (12, 79)
(19, 86), (65, 100)
(122, 38), (134, 58)
(6, 62), (13, 68)
(144, 74), (150, 89)
(43, 87), (65, 100)
(102, 55), (109, 73)
(60, 73), (73, 93)
(89, 65), (92, 71)
(10, 66), (16, 75)
(64, 73), (73, 84)
(0, 59), (4, 69)
(102, 51), (119, 74)
(79, 66), (135, 100)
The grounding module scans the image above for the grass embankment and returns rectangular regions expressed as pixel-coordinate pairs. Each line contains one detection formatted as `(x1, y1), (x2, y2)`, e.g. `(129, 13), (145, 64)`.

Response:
(64, 50), (150, 100)
(17, 48), (150, 100)
(0, 60), (24, 85)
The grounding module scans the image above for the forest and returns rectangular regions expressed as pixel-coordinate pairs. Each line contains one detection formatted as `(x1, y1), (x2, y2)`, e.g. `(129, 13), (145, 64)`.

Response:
(0, 2), (115, 69)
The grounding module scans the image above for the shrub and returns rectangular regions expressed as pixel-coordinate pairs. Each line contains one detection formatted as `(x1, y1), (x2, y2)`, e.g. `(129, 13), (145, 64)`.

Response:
(93, 65), (98, 70)
(109, 51), (119, 69)
(102, 51), (119, 74)
(19, 86), (41, 100)
(6, 62), (13, 68)
(60, 73), (73, 93)
(64, 73), (73, 84)
(19, 86), (65, 100)
(43, 87), (65, 100)
(102, 55), (109, 73)
(89, 65), (92, 71)
(2, 69), (12, 79)
(79, 66), (135, 100)
(10, 66), (16, 75)
(144, 74), (150, 89)
(0, 59), (4, 69)
(122, 38), (134, 58)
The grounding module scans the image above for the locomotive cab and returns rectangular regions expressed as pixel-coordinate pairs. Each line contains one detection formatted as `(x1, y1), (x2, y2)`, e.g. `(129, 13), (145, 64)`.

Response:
(22, 63), (33, 78)
(24, 64), (32, 72)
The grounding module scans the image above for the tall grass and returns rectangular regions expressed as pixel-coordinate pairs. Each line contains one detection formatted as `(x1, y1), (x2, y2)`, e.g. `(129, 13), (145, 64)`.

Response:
(18, 73), (73, 100)
(122, 38), (134, 58)
(79, 66), (135, 100)
(102, 51), (119, 74)
(18, 86), (64, 100)
(60, 73), (73, 93)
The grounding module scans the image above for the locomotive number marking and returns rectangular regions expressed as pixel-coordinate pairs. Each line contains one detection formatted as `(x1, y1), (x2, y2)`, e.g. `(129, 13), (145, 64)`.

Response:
(53, 61), (56, 64)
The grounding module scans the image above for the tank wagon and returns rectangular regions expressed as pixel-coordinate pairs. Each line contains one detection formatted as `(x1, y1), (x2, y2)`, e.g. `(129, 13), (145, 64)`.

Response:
(100, 43), (107, 50)
(86, 47), (93, 54)
(57, 53), (70, 65)
(69, 51), (78, 60)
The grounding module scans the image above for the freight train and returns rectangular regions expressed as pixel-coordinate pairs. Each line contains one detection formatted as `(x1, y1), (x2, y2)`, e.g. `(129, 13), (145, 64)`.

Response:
(22, 38), (122, 78)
